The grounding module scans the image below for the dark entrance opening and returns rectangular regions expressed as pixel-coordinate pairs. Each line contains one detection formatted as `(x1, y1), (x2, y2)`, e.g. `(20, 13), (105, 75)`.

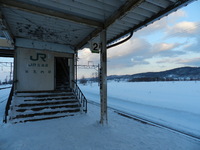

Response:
(55, 57), (70, 90)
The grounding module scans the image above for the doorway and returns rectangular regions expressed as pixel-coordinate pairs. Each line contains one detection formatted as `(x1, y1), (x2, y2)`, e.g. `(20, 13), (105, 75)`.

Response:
(55, 57), (70, 90)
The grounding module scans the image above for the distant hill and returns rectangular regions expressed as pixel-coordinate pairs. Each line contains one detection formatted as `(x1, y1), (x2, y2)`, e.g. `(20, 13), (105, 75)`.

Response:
(107, 67), (200, 82)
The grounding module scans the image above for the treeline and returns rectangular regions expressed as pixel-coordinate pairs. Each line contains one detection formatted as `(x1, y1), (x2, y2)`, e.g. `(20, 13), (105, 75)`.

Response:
(128, 77), (200, 82)
(0, 80), (13, 85)
(79, 76), (200, 84)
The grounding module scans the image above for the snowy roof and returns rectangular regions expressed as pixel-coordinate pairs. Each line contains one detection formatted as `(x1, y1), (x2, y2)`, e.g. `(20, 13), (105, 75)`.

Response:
(0, 0), (195, 54)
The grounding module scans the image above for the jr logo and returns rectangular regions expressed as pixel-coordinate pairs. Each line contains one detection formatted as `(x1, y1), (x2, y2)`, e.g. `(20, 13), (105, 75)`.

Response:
(30, 53), (47, 62)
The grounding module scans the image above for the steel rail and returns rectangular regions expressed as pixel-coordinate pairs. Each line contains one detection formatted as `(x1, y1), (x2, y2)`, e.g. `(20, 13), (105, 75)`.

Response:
(0, 86), (12, 90)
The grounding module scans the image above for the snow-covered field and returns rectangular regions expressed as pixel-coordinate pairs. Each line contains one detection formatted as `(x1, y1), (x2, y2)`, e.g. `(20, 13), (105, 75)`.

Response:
(80, 81), (200, 139)
(0, 82), (200, 150)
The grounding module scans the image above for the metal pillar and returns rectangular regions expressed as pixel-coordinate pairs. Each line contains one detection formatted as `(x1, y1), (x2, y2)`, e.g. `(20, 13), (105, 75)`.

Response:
(100, 29), (107, 124)
(75, 53), (78, 83)
(69, 56), (75, 89)
(13, 49), (17, 92)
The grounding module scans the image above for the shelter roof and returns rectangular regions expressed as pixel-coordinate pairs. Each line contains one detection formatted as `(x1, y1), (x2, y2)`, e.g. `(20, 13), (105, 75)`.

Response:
(0, 0), (195, 56)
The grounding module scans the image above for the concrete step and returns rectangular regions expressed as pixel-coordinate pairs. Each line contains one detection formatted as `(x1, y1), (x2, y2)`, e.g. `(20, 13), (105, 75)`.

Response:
(17, 92), (74, 98)
(15, 103), (80, 112)
(9, 90), (81, 123)
(16, 100), (78, 107)
(12, 112), (79, 123)
(13, 108), (80, 119)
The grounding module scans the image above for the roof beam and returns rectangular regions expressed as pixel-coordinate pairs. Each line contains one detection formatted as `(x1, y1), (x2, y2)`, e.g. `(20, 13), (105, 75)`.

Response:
(104, 0), (144, 29)
(75, 0), (144, 50)
(0, 11), (14, 46)
(15, 38), (75, 53)
(0, 0), (103, 28)
(0, 49), (14, 57)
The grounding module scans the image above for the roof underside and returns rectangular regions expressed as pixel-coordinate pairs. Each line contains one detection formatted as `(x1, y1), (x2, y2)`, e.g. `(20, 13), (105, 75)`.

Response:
(0, 0), (195, 56)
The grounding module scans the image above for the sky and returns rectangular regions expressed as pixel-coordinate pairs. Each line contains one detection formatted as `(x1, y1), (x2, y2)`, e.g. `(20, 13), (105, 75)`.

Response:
(0, 0), (200, 80)
(77, 0), (200, 79)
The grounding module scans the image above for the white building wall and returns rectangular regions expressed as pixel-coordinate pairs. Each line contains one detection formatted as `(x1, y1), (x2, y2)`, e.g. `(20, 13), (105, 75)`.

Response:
(16, 48), (73, 91)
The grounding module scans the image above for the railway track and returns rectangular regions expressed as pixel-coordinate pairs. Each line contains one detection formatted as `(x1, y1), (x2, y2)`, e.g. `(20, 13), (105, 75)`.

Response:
(0, 86), (12, 90)
(88, 100), (200, 142)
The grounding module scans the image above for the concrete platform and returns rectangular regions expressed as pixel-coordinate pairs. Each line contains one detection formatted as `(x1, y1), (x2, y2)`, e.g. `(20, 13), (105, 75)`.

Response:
(0, 103), (199, 150)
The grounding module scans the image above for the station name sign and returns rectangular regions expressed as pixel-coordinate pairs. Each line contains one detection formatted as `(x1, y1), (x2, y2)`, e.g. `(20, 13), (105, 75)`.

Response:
(26, 52), (52, 74)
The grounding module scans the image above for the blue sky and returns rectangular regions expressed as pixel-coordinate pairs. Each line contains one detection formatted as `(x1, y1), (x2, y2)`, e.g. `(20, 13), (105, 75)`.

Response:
(0, 1), (200, 80)
(78, 0), (200, 78)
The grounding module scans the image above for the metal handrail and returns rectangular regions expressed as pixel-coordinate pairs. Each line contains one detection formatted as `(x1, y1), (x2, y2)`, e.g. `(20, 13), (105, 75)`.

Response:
(3, 84), (14, 123)
(72, 80), (87, 113)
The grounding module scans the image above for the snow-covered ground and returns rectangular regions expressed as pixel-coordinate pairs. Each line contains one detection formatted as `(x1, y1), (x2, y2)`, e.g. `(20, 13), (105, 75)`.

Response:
(0, 86), (11, 122)
(79, 81), (200, 138)
(0, 84), (12, 89)
(0, 82), (200, 150)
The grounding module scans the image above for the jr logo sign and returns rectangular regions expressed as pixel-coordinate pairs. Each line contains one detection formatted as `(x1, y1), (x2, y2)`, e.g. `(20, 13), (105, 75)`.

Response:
(30, 53), (47, 62)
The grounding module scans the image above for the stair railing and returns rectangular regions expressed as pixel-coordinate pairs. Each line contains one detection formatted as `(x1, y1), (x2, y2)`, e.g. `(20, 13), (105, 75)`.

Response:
(72, 80), (87, 113)
(3, 84), (14, 123)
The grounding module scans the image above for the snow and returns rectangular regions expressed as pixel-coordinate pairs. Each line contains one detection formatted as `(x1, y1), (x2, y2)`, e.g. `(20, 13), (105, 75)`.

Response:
(0, 82), (200, 150)
(80, 81), (200, 139)
(0, 87), (11, 122)
(0, 84), (12, 89)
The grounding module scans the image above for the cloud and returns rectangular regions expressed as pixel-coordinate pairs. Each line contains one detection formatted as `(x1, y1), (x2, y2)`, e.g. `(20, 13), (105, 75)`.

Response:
(108, 37), (150, 59)
(151, 42), (182, 53)
(77, 6), (200, 77)
(106, 37), (152, 69)
(134, 10), (187, 37)
(77, 48), (99, 65)
(182, 36), (200, 53)
(175, 57), (200, 66)
(166, 10), (187, 23)
(108, 55), (150, 69)
(130, 56), (149, 65)
(77, 37), (151, 70)
(165, 21), (200, 38)
(78, 38), (189, 72)
(134, 19), (167, 37)
(156, 57), (200, 66)
(185, 58), (200, 66)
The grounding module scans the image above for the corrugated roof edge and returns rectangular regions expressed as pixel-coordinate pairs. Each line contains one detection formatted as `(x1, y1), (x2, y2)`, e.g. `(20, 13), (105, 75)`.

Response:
(106, 0), (196, 47)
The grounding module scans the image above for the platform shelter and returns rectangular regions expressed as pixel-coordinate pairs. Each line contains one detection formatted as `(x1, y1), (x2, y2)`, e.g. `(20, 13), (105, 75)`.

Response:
(0, 0), (195, 123)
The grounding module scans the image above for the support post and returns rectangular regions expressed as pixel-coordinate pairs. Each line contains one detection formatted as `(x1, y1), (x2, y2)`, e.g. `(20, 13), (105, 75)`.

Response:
(100, 29), (107, 124)
(70, 56), (75, 89)
(75, 52), (78, 83)
(13, 48), (17, 92)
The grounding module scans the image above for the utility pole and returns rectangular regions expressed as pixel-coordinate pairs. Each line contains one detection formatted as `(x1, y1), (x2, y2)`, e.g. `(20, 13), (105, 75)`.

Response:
(10, 62), (12, 82)
(76, 61), (100, 84)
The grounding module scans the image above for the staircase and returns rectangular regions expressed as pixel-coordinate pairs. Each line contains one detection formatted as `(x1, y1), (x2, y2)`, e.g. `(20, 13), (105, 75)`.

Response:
(56, 79), (70, 91)
(8, 90), (82, 123)
(4, 58), (87, 123)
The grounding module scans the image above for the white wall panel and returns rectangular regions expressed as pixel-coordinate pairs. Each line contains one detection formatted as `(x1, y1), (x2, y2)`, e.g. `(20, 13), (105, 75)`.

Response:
(16, 48), (73, 91)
